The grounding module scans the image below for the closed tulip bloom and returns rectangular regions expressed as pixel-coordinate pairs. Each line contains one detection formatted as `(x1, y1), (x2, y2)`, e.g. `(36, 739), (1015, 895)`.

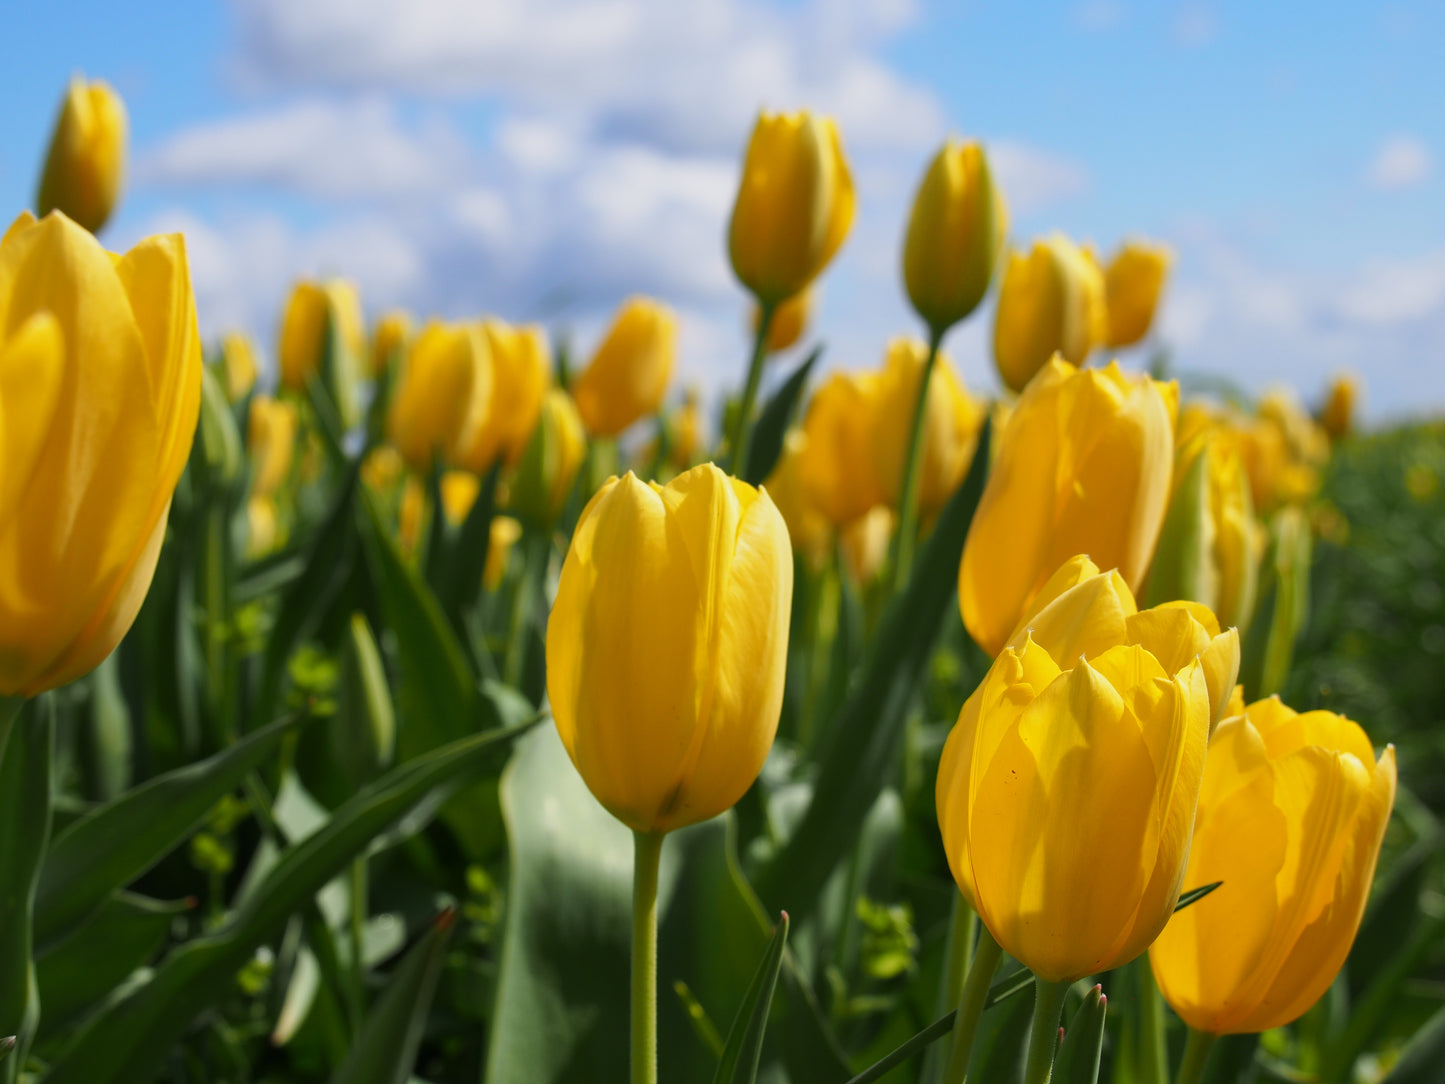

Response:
(754, 287), (813, 355)
(903, 138), (1009, 334)
(459, 320), (551, 471)
(960, 359), (1177, 656)
(221, 332), (258, 403)
(993, 234), (1106, 393)
(871, 338), (985, 515)
(1320, 373), (1357, 442)
(937, 557), (1237, 982)
(842, 505), (895, 585)
(484, 516), (523, 590)
(247, 395), (299, 498)
(729, 111), (855, 305)
(572, 298), (676, 437)
(368, 310), (412, 379)
(799, 370), (885, 527)
(1150, 698), (1396, 1035)
(37, 77), (127, 234)
(547, 463), (793, 833)
(1103, 239), (1172, 348)
(278, 279), (365, 400)
(668, 390), (705, 469)
(763, 429), (831, 566)
(0, 211), (201, 696)
(387, 321), (490, 473)
(509, 389), (587, 527)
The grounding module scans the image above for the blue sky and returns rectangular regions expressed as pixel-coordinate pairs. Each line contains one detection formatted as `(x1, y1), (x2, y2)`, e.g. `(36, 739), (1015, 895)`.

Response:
(3, 0), (1443, 419)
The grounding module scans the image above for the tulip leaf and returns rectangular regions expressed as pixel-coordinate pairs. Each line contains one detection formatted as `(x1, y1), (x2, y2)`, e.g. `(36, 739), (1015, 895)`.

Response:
(1379, 1003), (1445, 1083)
(712, 912), (789, 1084)
(1173, 881), (1223, 914)
(840, 1012), (957, 1084)
(437, 460), (503, 639)
(34, 714), (300, 952)
(40, 719), (534, 1084)
(1240, 507), (1312, 699)
(985, 968), (1036, 1010)
(743, 343), (823, 485)
(327, 908), (456, 1084)
(1054, 984), (1107, 1084)
(755, 417), (991, 922)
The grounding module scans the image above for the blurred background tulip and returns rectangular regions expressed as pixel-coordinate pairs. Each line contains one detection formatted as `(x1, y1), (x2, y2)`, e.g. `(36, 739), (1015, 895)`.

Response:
(278, 278), (365, 424)
(1320, 372), (1358, 442)
(572, 297), (675, 438)
(387, 320), (490, 473)
(35, 76), (126, 234)
(666, 389), (705, 470)
(368, 309), (412, 379)
(247, 394), (298, 498)
(755, 287), (813, 355)
(798, 369), (885, 528)
(763, 429), (831, 566)
(459, 320), (550, 472)
(993, 234), (1107, 393)
(509, 388), (587, 528)
(1102, 238), (1173, 349)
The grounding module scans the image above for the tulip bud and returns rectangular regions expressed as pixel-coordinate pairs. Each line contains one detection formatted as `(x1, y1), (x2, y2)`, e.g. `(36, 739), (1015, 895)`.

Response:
(484, 516), (523, 591)
(841, 505), (894, 586)
(937, 557), (1238, 982)
(903, 139), (1009, 334)
(0, 212), (201, 696)
(668, 390), (706, 470)
(993, 234), (1107, 393)
(333, 613), (397, 788)
(221, 332), (258, 403)
(458, 320), (551, 471)
(278, 279), (365, 424)
(1150, 698), (1395, 1035)
(1320, 373), (1357, 441)
(36, 77), (127, 234)
(248, 395), (299, 499)
(753, 288), (813, 355)
(572, 298), (676, 437)
(547, 463), (793, 833)
(870, 338), (985, 516)
(368, 310), (412, 379)
(438, 470), (481, 526)
(509, 389), (587, 528)
(387, 321), (491, 474)
(960, 359), (1177, 656)
(763, 430), (831, 566)
(728, 110), (856, 305)
(197, 365), (243, 488)
(1103, 239), (1173, 348)
(798, 370), (885, 527)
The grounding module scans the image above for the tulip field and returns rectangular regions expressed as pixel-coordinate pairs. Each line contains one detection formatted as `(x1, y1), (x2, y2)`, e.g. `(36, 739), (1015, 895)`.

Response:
(3, 70), (1445, 1084)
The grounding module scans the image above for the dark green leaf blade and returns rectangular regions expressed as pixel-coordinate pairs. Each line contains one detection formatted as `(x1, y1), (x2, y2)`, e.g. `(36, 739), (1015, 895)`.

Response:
(713, 912), (789, 1084)
(743, 344), (823, 485)
(1054, 984), (1107, 1084)
(1174, 882), (1223, 914)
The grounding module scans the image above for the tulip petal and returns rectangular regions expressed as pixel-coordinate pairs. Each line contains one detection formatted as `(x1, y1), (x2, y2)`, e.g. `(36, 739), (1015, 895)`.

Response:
(0, 312), (65, 526)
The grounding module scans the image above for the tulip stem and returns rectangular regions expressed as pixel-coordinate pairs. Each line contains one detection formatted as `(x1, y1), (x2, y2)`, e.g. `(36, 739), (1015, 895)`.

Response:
(0, 698), (23, 770)
(1021, 978), (1070, 1084)
(939, 923), (1003, 1084)
(725, 301), (775, 476)
(348, 856), (368, 1031)
(925, 893), (977, 1084)
(1175, 1029), (1217, 1084)
(631, 830), (665, 1084)
(1138, 957), (1170, 1084)
(890, 325), (945, 595)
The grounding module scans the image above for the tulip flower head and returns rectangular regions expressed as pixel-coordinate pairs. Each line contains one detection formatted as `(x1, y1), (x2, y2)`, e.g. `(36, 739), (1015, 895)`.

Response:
(248, 395), (299, 499)
(1103, 239), (1173, 348)
(37, 77), (127, 234)
(547, 463), (793, 834)
(278, 279), (365, 423)
(508, 388), (588, 528)
(368, 310), (412, 379)
(459, 320), (551, 472)
(572, 298), (676, 438)
(993, 234), (1107, 393)
(1320, 373), (1358, 442)
(387, 321), (491, 474)
(221, 332), (258, 403)
(798, 369), (886, 528)
(755, 287), (814, 355)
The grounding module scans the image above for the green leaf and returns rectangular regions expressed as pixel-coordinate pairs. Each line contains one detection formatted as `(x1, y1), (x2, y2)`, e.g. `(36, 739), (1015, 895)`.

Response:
(328, 909), (457, 1084)
(713, 913), (789, 1084)
(1379, 1004), (1445, 1083)
(1054, 984), (1107, 1084)
(841, 1012), (956, 1084)
(34, 714), (299, 951)
(743, 344), (823, 486)
(437, 460), (503, 638)
(40, 718), (534, 1084)
(1174, 882), (1223, 914)
(1240, 507), (1312, 699)
(985, 968), (1035, 1010)
(755, 418), (991, 922)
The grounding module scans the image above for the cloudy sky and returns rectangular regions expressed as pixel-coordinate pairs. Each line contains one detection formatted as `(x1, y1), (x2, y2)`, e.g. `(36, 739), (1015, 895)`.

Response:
(3, 0), (1443, 419)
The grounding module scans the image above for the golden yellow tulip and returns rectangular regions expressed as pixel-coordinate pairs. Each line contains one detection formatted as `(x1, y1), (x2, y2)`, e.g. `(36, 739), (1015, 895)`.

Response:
(0, 211), (201, 696)
(278, 279), (365, 411)
(993, 234), (1107, 393)
(247, 395), (299, 499)
(903, 138), (1009, 334)
(798, 370), (885, 527)
(841, 505), (895, 585)
(438, 470), (481, 525)
(870, 338), (985, 516)
(221, 332), (258, 403)
(763, 430), (831, 566)
(484, 516), (523, 590)
(1103, 239), (1173, 348)
(36, 77), (127, 234)
(728, 111), (855, 305)
(1320, 373), (1358, 442)
(386, 321), (490, 473)
(509, 389), (587, 527)
(960, 359), (1177, 656)
(668, 390), (705, 470)
(361, 445), (405, 496)
(754, 288), (813, 354)
(547, 463), (792, 833)
(368, 310), (412, 379)
(459, 320), (551, 471)
(572, 298), (676, 437)
(937, 556), (1237, 982)
(1150, 698), (1395, 1035)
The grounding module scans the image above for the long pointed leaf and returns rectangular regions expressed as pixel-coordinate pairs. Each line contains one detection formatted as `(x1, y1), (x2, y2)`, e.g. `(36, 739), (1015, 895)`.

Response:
(713, 913), (790, 1084)
(1054, 985), (1107, 1084)
(743, 344), (823, 485)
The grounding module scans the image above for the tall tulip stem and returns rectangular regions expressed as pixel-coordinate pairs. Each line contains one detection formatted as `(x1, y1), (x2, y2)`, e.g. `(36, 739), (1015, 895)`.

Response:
(926, 893), (978, 1082)
(1022, 978), (1070, 1084)
(890, 324), (945, 594)
(725, 301), (775, 475)
(631, 830), (665, 1084)
(1175, 1029), (1217, 1084)
(939, 922), (1003, 1084)
(1138, 957), (1170, 1084)
(0, 698), (23, 770)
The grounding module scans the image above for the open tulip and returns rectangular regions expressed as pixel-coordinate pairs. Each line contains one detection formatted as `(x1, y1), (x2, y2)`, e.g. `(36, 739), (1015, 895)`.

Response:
(36, 77), (127, 234)
(1103, 239), (1172, 348)
(799, 370), (885, 527)
(572, 298), (675, 437)
(247, 395), (299, 498)
(937, 556), (1237, 983)
(387, 321), (490, 473)
(1150, 698), (1395, 1035)
(960, 359), (1177, 656)
(903, 138), (1009, 335)
(993, 234), (1106, 393)
(458, 320), (550, 471)
(0, 211), (201, 697)
(368, 310), (412, 379)
(547, 463), (792, 834)
(278, 279), (365, 423)
(728, 111), (855, 305)
(508, 389), (587, 528)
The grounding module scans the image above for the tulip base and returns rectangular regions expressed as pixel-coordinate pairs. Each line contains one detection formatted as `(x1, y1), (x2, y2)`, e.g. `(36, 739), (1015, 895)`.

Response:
(1022, 978), (1070, 1084)
(631, 830), (665, 1084)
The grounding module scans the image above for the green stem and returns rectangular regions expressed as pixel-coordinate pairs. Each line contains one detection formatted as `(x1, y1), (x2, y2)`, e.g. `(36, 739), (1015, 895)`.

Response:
(631, 830), (665, 1084)
(925, 893), (977, 1084)
(349, 857), (368, 1030)
(1022, 978), (1070, 1084)
(504, 531), (548, 687)
(1175, 1029), (1216, 1084)
(889, 325), (945, 594)
(724, 302), (775, 476)
(1138, 958), (1170, 1084)
(0, 698), (24, 770)
(939, 923), (1003, 1084)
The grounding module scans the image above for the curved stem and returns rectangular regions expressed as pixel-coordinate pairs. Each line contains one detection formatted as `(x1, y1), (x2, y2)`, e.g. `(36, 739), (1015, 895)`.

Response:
(925, 893), (977, 1084)
(1175, 1028), (1217, 1084)
(724, 302), (775, 476)
(939, 922), (1003, 1084)
(631, 830), (666, 1084)
(1138, 957), (1170, 1084)
(889, 325), (945, 594)
(1022, 978), (1070, 1084)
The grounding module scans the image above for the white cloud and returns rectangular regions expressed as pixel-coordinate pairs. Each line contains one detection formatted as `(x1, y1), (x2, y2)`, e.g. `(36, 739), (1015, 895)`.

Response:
(989, 141), (1090, 215)
(1337, 249), (1445, 324)
(1367, 134), (1432, 191)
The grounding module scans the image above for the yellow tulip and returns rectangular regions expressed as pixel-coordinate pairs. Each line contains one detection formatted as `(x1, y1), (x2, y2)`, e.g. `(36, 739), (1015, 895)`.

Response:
(937, 556), (1237, 982)
(0, 211), (201, 696)
(668, 390), (706, 470)
(960, 359), (1177, 656)
(798, 370), (885, 527)
(246, 494), (280, 559)
(361, 445), (405, 496)
(754, 288), (814, 354)
(903, 138), (1009, 334)
(572, 298), (676, 437)
(459, 320), (551, 471)
(508, 389), (587, 527)
(439, 470), (481, 525)
(1320, 373), (1357, 442)
(368, 310), (412, 379)
(1150, 698), (1396, 1035)
(221, 332), (258, 403)
(841, 505), (895, 585)
(278, 279), (365, 411)
(398, 476), (427, 556)
(547, 463), (792, 833)
(36, 77), (127, 234)
(247, 394), (299, 498)
(870, 338), (985, 516)
(993, 234), (1107, 393)
(1103, 239), (1173, 348)
(386, 321), (490, 473)
(485, 516), (523, 591)
(763, 430), (831, 566)
(728, 111), (855, 305)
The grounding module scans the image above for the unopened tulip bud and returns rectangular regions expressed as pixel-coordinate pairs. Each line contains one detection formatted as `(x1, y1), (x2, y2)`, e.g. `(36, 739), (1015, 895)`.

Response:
(278, 279), (366, 425)
(368, 311), (412, 379)
(1103, 239), (1173, 348)
(37, 77), (127, 234)
(993, 234), (1106, 393)
(798, 371), (886, 528)
(387, 322), (491, 474)
(1320, 373), (1358, 441)
(572, 298), (676, 437)
(458, 320), (551, 471)
(509, 389), (587, 528)
(221, 332), (258, 403)
(754, 288), (814, 355)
